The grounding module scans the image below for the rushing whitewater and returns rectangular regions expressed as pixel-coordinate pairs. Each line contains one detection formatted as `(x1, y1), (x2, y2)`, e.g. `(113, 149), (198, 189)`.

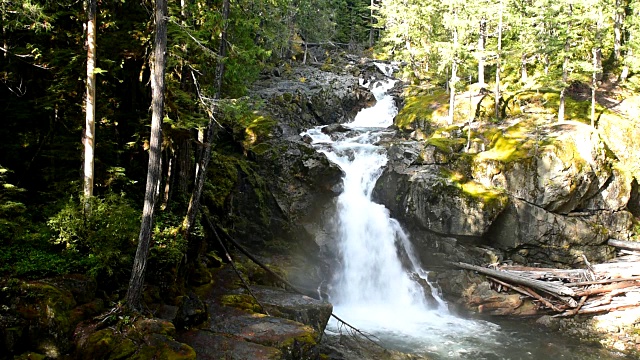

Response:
(300, 70), (627, 360)
(301, 77), (503, 357)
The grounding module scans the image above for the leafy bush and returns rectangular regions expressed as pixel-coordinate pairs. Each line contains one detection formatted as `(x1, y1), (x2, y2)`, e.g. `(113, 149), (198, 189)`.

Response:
(149, 212), (187, 270)
(0, 165), (26, 244)
(48, 193), (140, 279)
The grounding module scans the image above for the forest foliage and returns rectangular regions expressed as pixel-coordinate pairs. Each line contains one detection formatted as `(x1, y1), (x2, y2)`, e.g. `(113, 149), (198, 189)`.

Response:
(1, 0), (639, 290)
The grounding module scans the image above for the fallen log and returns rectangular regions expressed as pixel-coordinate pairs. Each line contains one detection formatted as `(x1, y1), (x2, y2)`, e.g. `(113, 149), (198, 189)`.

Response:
(559, 296), (588, 317)
(488, 277), (562, 312)
(608, 239), (640, 251)
(566, 276), (640, 287)
(450, 262), (577, 298)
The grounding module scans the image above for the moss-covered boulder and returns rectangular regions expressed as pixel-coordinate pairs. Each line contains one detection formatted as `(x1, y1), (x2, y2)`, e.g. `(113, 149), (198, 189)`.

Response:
(12, 281), (77, 357)
(178, 331), (282, 360)
(236, 285), (333, 337)
(472, 120), (626, 214)
(207, 311), (319, 360)
(75, 318), (195, 360)
(468, 119), (635, 266)
(374, 140), (508, 241)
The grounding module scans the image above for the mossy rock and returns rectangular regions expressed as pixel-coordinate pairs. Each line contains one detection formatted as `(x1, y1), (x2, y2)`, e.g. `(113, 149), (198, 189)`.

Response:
(131, 334), (196, 360)
(80, 328), (118, 360)
(220, 294), (262, 313)
(395, 88), (449, 131)
(14, 281), (77, 356)
(13, 352), (46, 360)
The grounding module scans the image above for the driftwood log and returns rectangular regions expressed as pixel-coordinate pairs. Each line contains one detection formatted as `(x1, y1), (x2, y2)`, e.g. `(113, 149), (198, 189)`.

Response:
(450, 257), (640, 317)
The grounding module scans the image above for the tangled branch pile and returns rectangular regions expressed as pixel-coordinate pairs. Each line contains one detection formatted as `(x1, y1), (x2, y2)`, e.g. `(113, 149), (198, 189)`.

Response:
(451, 239), (640, 316)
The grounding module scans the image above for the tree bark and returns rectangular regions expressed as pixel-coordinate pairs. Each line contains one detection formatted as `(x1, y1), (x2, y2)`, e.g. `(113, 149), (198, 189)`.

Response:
(494, 0), (503, 119)
(183, 0), (230, 234)
(83, 0), (97, 205)
(608, 239), (640, 251)
(591, 47), (597, 127)
(450, 262), (577, 297)
(478, 18), (486, 85)
(520, 53), (528, 83)
(125, 0), (168, 310)
(558, 42), (569, 122)
(447, 20), (458, 125)
(614, 0), (622, 61)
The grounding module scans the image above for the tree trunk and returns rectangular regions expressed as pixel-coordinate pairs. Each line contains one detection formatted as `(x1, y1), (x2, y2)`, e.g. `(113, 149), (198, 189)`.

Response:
(183, 0), (230, 235)
(447, 20), (458, 125)
(520, 53), (528, 83)
(125, 0), (168, 311)
(83, 0), (97, 205)
(448, 60), (457, 125)
(558, 40), (569, 123)
(478, 18), (486, 85)
(614, 0), (622, 61)
(591, 47), (597, 127)
(494, 0), (503, 119)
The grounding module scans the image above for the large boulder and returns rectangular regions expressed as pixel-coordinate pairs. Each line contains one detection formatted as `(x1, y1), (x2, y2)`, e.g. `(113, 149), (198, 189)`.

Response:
(472, 121), (628, 214)
(374, 141), (508, 240)
(470, 120), (634, 266)
(239, 286), (333, 336)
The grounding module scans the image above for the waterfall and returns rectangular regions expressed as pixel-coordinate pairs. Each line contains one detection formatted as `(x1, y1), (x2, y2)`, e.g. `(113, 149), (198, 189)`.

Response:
(301, 73), (507, 358)
(300, 69), (626, 360)
(304, 79), (444, 313)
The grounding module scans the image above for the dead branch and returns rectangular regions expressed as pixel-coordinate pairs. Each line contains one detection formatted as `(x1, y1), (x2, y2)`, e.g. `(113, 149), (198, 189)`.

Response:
(208, 218), (270, 316)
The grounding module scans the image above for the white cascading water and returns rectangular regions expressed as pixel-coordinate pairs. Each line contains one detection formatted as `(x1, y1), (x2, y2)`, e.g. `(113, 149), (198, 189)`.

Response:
(301, 67), (628, 360)
(301, 72), (505, 358)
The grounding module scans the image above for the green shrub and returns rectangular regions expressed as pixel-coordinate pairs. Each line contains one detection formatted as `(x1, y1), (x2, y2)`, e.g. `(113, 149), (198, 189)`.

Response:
(0, 165), (26, 244)
(149, 212), (187, 270)
(48, 193), (140, 279)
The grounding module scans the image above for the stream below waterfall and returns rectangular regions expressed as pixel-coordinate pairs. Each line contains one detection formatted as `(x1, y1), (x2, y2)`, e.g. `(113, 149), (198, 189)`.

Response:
(301, 73), (632, 359)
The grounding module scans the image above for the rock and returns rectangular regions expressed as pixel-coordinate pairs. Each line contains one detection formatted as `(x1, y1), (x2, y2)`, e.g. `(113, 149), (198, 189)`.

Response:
(472, 121), (620, 214)
(177, 331), (282, 360)
(374, 160), (508, 240)
(487, 198), (631, 266)
(132, 333), (196, 360)
(207, 309), (320, 360)
(175, 293), (207, 330)
(13, 281), (77, 357)
(46, 275), (97, 305)
(242, 286), (333, 336)
(75, 318), (195, 360)
(157, 304), (179, 322)
(321, 123), (350, 135)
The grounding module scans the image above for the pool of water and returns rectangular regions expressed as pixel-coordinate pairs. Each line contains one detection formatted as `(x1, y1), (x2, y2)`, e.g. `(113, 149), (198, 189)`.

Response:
(326, 306), (631, 360)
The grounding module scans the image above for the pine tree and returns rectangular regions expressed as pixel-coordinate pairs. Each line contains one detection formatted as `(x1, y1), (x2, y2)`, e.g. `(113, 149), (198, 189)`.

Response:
(126, 0), (168, 310)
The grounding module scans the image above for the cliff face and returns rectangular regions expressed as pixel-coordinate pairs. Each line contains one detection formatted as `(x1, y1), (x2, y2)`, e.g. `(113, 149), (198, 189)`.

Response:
(375, 117), (635, 268)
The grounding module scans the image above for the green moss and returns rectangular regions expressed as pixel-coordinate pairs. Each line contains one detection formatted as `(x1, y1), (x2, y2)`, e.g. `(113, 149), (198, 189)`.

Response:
(426, 137), (466, 154)
(220, 294), (262, 313)
(108, 338), (137, 360)
(84, 329), (117, 359)
(132, 340), (196, 360)
(437, 168), (508, 213)
(476, 119), (543, 163)
(395, 89), (449, 129)
(14, 353), (46, 360)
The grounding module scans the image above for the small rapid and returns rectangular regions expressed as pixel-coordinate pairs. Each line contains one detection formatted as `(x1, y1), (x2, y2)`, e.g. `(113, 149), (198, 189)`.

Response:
(301, 72), (627, 359)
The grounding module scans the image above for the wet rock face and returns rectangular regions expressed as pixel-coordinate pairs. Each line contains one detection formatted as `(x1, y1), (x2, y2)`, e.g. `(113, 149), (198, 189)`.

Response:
(177, 267), (332, 360)
(251, 64), (374, 138)
(374, 141), (508, 240)
(374, 118), (634, 268)
(473, 122), (629, 214)
(238, 286), (333, 336)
